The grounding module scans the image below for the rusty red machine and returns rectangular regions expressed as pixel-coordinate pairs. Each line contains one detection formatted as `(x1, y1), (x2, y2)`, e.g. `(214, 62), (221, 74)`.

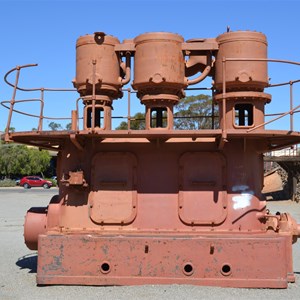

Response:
(2, 30), (300, 288)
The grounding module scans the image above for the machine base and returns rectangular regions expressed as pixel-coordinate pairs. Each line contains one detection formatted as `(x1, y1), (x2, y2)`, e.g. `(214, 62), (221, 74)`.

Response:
(37, 233), (294, 288)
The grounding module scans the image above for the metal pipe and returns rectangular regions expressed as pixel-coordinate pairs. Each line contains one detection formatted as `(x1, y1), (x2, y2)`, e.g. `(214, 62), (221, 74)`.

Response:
(268, 78), (300, 88)
(38, 89), (45, 131)
(187, 55), (213, 85)
(4, 64), (38, 90)
(185, 87), (213, 91)
(247, 104), (300, 132)
(120, 52), (131, 85)
(222, 58), (227, 136)
(91, 60), (97, 130)
(1, 98), (42, 106)
(5, 66), (21, 136)
(4, 64), (76, 92)
(226, 57), (300, 66)
(289, 81), (294, 131)
(126, 88), (131, 130)
(71, 110), (78, 131)
(76, 97), (82, 130)
(1, 100), (71, 120)
(211, 89), (215, 129)
(218, 58), (228, 149)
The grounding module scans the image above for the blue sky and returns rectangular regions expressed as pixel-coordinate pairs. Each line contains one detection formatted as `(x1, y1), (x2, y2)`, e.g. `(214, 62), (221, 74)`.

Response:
(1, 0), (300, 131)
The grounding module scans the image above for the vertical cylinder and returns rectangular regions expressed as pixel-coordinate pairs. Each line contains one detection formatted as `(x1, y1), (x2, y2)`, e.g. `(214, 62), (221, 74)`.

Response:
(214, 31), (268, 92)
(132, 32), (186, 102)
(74, 33), (122, 98)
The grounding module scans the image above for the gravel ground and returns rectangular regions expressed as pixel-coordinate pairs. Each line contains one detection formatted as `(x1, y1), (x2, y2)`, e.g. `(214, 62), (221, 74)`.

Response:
(1, 187), (300, 300)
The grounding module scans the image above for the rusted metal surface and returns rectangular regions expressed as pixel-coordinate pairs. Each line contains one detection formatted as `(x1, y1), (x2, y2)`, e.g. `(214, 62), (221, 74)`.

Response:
(37, 234), (294, 288)
(215, 31), (268, 92)
(2, 30), (300, 288)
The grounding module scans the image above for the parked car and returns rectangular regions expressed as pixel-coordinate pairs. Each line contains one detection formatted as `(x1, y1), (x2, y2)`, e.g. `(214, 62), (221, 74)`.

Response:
(19, 176), (53, 189)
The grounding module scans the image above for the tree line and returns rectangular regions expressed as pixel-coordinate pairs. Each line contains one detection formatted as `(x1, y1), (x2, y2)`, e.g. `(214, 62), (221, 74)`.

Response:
(116, 94), (218, 130)
(6, 94), (216, 132)
(0, 143), (51, 179)
(43, 95), (217, 131)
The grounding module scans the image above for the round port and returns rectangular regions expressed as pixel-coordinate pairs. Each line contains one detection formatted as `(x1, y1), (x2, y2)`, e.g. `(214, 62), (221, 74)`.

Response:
(183, 263), (194, 276)
(221, 264), (232, 276)
(100, 262), (111, 274)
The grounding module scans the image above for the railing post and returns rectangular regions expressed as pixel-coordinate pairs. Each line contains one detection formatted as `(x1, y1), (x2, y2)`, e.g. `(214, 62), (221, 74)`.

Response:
(127, 88), (131, 130)
(38, 88), (45, 131)
(92, 60), (97, 131)
(289, 81), (294, 131)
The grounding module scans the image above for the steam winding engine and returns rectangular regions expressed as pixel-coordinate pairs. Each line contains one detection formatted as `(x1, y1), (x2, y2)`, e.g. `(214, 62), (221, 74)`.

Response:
(3, 30), (300, 288)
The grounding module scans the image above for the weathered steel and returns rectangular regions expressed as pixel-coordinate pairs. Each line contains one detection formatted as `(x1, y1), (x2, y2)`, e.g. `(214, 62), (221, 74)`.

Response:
(215, 31), (268, 92)
(2, 30), (300, 288)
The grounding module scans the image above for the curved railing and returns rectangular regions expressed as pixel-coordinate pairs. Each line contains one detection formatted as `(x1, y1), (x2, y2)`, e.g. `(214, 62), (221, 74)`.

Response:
(1, 59), (300, 136)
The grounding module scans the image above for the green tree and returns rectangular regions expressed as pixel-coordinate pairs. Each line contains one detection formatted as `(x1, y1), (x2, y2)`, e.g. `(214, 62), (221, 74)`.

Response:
(65, 123), (72, 130)
(3, 127), (16, 132)
(174, 94), (218, 130)
(48, 122), (62, 131)
(0, 143), (51, 178)
(28, 147), (52, 175)
(115, 94), (218, 130)
(115, 112), (145, 130)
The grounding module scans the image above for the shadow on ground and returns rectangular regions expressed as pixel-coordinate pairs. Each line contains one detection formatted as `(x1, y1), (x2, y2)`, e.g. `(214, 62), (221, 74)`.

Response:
(16, 253), (37, 273)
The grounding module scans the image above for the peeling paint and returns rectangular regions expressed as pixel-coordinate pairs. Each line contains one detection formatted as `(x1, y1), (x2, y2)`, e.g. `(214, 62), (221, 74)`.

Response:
(232, 185), (254, 210)
(233, 193), (253, 209)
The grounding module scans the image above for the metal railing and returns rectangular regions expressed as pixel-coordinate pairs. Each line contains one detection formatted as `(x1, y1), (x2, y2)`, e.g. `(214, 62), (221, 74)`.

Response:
(1, 58), (300, 136)
(1, 64), (76, 135)
(220, 57), (300, 136)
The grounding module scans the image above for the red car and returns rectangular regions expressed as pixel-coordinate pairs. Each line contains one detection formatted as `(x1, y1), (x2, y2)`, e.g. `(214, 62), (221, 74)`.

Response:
(19, 176), (53, 189)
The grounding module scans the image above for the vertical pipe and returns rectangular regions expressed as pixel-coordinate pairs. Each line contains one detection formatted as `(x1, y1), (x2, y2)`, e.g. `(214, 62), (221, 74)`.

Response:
(222, 58), (227, 133)
(38, 88), (45, 131)
(146, 107), (150, 130)
(127, 89), (131, 130)
(218, 57), (228, 149)
(92, 60), (97, 130)
(76, 98), (80, 130)
(211, 89), (215, 129)
(168, 106), (174, 129)
(289, 81), (294, 131)
(71, 110), (78, 131)
(121, 52), (131, 85)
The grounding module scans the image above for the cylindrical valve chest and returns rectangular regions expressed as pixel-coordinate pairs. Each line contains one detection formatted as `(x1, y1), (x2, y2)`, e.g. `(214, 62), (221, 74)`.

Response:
(214, 31), (268, 92)
(74, 33), (122, 98)
(132, 32), (186, 102)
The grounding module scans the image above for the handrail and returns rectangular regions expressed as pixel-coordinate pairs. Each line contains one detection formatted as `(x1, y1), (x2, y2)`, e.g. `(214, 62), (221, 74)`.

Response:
(4, 64), (76, 92)
(1, 59), (300, 135)
(1, 100), (72, 120)
(247, 104), (300, 133)
(1, 64), (77, 133)
(221, 57), (300, 133)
